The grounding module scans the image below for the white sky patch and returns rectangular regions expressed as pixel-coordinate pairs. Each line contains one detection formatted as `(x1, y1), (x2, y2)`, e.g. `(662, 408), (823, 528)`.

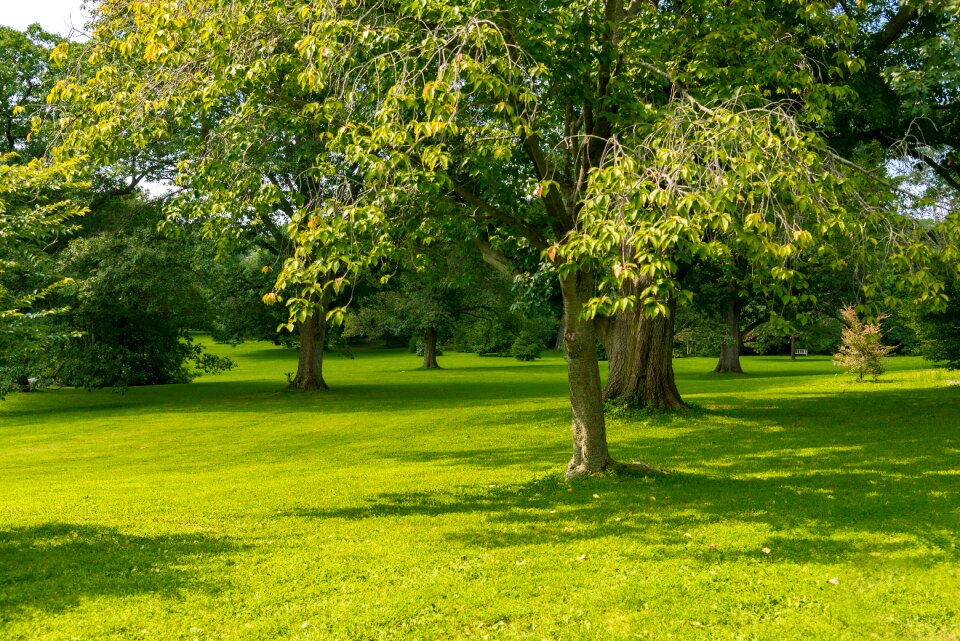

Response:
(1, 0), (90, 38)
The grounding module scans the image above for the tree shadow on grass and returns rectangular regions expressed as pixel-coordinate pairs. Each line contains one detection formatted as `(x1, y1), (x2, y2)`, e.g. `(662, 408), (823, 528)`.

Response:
(288, 379), (960, 567)
(0, 523), (241, 621)
(289, 465), (959, 569)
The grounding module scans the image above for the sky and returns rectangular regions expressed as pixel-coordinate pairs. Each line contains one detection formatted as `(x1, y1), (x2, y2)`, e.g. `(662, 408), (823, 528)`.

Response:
(1, 0), (90, 37)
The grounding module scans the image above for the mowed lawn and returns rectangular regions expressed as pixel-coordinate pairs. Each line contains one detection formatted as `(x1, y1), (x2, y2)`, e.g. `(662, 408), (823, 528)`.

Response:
(1, 343), (958, 640)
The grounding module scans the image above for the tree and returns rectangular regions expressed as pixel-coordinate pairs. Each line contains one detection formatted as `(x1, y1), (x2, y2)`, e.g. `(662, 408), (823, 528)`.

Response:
(0, 158), (84, 397)
(200, 247), (294, 347)
(52, 6), (393, 391)
(0, 24), (62, 157)
(346, 238), (520, 368)
(834, 306), (896, 382)
(45, 199), (234, 389)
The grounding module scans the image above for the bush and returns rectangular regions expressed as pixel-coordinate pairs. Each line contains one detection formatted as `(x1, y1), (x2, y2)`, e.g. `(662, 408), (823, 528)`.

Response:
(511, 331), (543, 361)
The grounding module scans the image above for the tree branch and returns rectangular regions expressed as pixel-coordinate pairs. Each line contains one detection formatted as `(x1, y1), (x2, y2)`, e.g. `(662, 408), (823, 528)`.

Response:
(871, 5), (919, 54)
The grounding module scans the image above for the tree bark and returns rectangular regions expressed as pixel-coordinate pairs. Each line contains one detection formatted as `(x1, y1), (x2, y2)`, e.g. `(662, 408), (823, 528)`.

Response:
(290, 308), (329, 391)
(790, 334), (797, 361)
(601, 280), (686, 410)
(715, 296), (744, 374)
(560, 270), (614, 479)
(422, 327), (440, 369)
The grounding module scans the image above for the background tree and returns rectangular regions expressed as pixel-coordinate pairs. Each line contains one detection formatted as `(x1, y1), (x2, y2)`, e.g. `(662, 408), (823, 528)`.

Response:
(43, 198), (233, 389)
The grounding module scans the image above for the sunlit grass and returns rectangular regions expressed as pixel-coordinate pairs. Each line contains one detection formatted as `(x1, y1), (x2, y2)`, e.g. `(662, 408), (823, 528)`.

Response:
(1, 344), (958, 639)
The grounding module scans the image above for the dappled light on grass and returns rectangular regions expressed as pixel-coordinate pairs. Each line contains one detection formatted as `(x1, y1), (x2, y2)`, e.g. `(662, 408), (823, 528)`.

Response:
(1, 345), (958, 639)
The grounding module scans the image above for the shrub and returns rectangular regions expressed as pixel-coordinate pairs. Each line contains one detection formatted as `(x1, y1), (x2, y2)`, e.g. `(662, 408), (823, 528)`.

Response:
(511, 331), (543, 361)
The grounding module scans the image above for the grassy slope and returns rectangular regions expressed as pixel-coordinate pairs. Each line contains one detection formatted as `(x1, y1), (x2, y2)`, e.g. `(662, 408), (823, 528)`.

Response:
(1, 344), (958, 640)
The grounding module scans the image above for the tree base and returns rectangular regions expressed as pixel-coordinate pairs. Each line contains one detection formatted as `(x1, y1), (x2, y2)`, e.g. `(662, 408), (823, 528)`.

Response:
(288, 378), (329, 391)
(605, 394), (689, 412)
(565, 458), (671, 479)
(713, 366), (744, 374)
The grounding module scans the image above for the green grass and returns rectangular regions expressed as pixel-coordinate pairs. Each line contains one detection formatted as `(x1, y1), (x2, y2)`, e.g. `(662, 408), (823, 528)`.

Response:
(1, 344), (958, 640)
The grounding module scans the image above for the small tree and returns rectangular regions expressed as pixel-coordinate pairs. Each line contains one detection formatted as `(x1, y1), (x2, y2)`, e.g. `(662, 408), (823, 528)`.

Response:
(833, 307), (895, 382)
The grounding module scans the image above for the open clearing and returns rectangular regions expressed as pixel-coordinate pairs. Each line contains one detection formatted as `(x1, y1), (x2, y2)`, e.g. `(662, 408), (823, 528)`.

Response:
(1, 344), (958, 640)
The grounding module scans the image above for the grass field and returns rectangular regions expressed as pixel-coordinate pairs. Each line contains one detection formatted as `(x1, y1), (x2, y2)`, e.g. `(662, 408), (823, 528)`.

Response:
(1, 343), (958, 640)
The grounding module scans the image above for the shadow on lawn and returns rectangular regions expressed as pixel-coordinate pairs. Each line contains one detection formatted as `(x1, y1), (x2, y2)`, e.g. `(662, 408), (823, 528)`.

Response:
(0, 523), (240, 620)
(291, 466), (958, 568)
(0, 374), (569, 423)
(291, 385), (959, 567)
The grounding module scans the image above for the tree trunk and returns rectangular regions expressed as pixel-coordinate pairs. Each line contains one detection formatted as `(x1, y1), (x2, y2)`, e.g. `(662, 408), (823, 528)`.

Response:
(554, 314), (566, 351)
(422, 327), (440, 369)
(715, 296), (744, 374)
(790, 334), (797, 361)
(560, 270), (614, 479)
(290, 308), (329, 391)
(602, 280), (686, 410)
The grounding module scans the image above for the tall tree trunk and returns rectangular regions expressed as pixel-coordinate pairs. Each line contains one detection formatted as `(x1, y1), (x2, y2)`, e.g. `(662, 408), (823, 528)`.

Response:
(291, 308), (328, 391)
(560, 270), (614, 479)
(422, 327), (440, 369)
(790, 334), (797, 361)
(715, 296), (744, 374)
(602, 280), (686, 410)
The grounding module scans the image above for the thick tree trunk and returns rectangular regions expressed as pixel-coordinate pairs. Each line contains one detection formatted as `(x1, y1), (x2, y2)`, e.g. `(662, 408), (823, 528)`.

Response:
(560, 270), (614, 479)
(715, 297), (744, 374)
(291, 308), (329, 391)
(422, 327), (440, 369)
(790, 334), (797, 361)
(602, 280), (686, 410)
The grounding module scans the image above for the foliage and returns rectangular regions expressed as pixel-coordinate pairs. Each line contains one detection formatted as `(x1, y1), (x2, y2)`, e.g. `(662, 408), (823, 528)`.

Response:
(200, 249), (293, 346)
(911, 275), (960, 369)
(48, 226), (233, 388)
(510, 330), (543, 362)
(833, 307), (896, 382)
(0, 24), (62, 157)
(673, 303), (729, 357)
(0, 158), (86, 399)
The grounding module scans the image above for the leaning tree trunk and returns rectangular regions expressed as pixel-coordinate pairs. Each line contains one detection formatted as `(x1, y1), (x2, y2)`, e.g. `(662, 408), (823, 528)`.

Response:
(601, 279), (686, 410)
(560, 270), (614, 479)
(715, 296), (744, 374)
(422, 327), (440, 369)
(291, 308), (329, 391)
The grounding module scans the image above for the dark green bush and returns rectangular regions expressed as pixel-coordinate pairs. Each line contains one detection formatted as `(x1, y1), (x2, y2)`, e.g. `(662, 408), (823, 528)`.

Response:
(511, 331), (543, 361)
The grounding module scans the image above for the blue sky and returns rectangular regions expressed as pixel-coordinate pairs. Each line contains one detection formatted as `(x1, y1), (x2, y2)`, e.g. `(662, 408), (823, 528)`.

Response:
(1, 0), (89, 37)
